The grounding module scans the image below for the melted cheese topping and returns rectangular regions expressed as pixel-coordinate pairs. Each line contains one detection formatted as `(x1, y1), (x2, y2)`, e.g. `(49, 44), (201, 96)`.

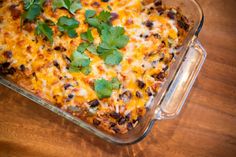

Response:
(0, 0), (189, 134)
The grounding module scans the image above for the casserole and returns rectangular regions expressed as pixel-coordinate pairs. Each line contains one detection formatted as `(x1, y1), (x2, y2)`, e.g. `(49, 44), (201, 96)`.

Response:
(0, 0), (206, 144)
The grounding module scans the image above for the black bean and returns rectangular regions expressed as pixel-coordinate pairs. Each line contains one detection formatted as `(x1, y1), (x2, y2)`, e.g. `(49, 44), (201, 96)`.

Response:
(54, 46), (67, 52)
(146, 87), (153, 96)
(53, 60), (60, 69)
(64, 84), (71, 90)
(163, 66), (169, 72)
(136, 91), (142, 98)
(93, 119), (101, 126)
(137, 80), (146, 89)
(152, 72), (165, 81)
(125, 113), (131, 121)
(102, 0), (109, 2)
(91, 2), (100, 7)
(145, 20), (153, 28)
(68, 94), (74, 99)
(127, 122), (133, 130)
(153, 33), (161, 39)
(154, 0), (162, 6)
(110, 12), (119, 21)
(156, 7), (164, 15)
(118, 117), (126, 125)
(20, 64), (25, 71)
(178, 17), (190, 31)
(119, 91), (132, 102)
(110, 122), (116, 127)
(137, 115), (142, 122)
(110, 112), (121, 120)
(112, 126), (120, 133)
(3, 51), (12, 59)
(133, 115), (142, 123)
(88, 99), (100, 108)
(167, 11), (176, 20)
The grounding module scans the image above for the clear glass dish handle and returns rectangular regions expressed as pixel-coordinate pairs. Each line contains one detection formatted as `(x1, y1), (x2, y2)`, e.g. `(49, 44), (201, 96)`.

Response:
(155, 39), (207, 120)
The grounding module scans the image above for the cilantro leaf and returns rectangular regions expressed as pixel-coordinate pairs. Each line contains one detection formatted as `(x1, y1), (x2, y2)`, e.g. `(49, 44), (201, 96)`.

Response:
(80, 66), (91, 75)
(80, 29), (94, 43)
(85, 10), (96, 18)
(97, 26), (129, 65)
(70, 51), (90, 67)
(57, 16), (79, 38)
(101, 26), (129, 49)
(24, 4), (41, 21)
(94, 77), (121, 99)
(52, 0), (82, 15)
(94, 79), (113, 99)
(70, 0), (82, 14)
(69, 65), (91, 75)
(87, 44), (97, 54)
(85, 10), (111, 32)
(85, 10), (129, 65)
(104, 49), (123, 65)
(77, 42), (89, 53)
(111, 77), (121, 89)
(22, 0), (46, 21)
(77, 42), (97, 54)
(97, 11), (111, 23)
(35, 21), (53, 43)
(69, 50), (91, 75)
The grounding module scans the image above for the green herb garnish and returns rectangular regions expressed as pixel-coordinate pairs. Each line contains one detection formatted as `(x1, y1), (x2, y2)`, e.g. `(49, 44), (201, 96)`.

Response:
(52, 0), (82, 15)
(100, 26), (129, 49)
(69, 50), (91, 75)
(80, 29), (94, 43)
(85, 10), (111, 32)
(94, 78), (121, 99)
(22, 0), (46, 21)
(94, 79), (113, 99)
(85, 10), (129, 65)
(35, 21), (54, 43)
(77, 42), (90, 53)
(97, 26), (129, 65)
(57, 16), (79, 38)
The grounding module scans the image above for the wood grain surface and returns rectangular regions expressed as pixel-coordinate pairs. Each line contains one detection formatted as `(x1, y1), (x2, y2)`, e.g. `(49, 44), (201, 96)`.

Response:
(0, 0), (236, 156)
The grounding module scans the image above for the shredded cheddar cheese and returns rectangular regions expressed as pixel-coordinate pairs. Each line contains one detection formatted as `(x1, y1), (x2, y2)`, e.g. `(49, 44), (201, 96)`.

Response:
(0, 0), (190, 134)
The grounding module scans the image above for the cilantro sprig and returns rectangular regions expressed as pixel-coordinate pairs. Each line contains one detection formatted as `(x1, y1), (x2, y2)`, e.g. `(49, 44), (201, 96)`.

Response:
(85, 10), (111, 33)
(52, 0), (82, 15)
(35, 21), (54, 44)
(57, 16), (80, 38)
(95, 78), (121, 99)
(97, 26), (129, 65)
(22, 0), (46, 21)
(85, 10), (129, 65)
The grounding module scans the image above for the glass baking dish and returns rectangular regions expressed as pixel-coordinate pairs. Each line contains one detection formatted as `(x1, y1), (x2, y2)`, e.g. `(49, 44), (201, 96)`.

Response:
(0, 0), (206, 144)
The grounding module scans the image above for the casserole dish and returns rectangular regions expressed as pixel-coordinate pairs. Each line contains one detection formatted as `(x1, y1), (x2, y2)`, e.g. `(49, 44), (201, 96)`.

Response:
(0, 0), (206, 144)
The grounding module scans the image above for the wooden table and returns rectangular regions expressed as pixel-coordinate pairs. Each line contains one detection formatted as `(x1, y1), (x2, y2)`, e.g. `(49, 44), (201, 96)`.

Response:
(0, 0), (235, 156)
